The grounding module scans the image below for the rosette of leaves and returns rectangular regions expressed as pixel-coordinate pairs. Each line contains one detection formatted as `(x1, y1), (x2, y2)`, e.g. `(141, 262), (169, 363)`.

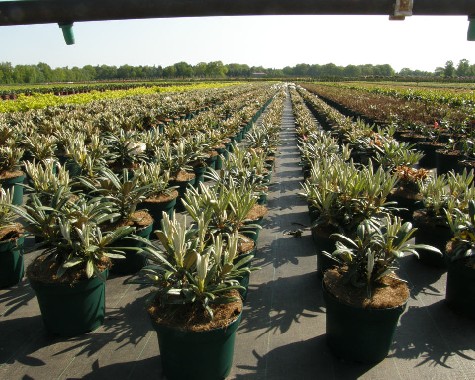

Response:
(393, 166), (429, 193)
(79, 167), (150, 225)
(0, 187), (22, 241)
(104, 129), (147, 171)
(134, 162), (174, 200)
(0, 141), (24, 178)
(23, 134), (57, 163)
(374, 140), (424, 172)
(63, 133), (108, 179)
(159, 140), (194, 179)
(134, 213), (252, 319)
(24, 160), (72, 205)
(327, 216), (441, 298)
(446, 200), (475, 262)
(12, 190), (134, 280)
(302, 157), (398, 234)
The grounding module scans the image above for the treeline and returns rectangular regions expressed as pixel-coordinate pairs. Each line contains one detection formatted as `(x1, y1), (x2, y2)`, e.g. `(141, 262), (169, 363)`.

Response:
(1, 59), (474, 84)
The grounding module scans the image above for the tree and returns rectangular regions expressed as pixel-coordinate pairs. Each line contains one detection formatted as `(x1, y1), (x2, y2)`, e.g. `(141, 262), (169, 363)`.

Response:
(456, 59), (470, 77)
(205, 61), (227, 78)
(162, 65), (176, 78)
(173, 61), (193, 78)
(227, 63), (250, 77)
(193, 62), (208, 78)
(343, 65), (361, 78)
(36, 62), (53, 82)
(444, 60), (455, 78)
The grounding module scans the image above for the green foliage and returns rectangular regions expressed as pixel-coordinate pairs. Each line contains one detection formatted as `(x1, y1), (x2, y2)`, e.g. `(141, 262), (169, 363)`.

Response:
(446, 200), (475, 261)
(134, 212), (252, 319)
(79, 167), (150, 223)
(0, 143), (23, 174)
(0, 187), (18, 229)
(328, 216), (441, 298)
(11, 189), (134, 279)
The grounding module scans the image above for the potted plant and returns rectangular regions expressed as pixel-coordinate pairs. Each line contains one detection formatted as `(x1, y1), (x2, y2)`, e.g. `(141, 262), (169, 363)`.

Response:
(133, 213), (252, 380)
(323, 215), (441, 362)
(445, 200), (475, 318)
(0, 143), (25, 205)
(135, 162), (178, 230)
(159, 140), (196, 211)
(0, 188), (25, 288)
(79, 168), (153, 274)
(12, 191), (134, 335)
(386, 165), (428, 222)
(301, 157), (398, 277)
(413, 170), (474, 267)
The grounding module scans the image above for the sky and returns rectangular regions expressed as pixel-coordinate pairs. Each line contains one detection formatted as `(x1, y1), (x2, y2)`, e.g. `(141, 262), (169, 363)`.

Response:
(0, 15), (474, 72)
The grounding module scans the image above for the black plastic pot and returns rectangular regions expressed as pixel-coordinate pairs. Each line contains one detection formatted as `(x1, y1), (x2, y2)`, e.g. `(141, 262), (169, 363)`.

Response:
(0, 236), (24, 288)
(323, 281), (407, 363)
(30, 270), (108, 336)
(445, 257), (475, 319)
(312, 225), (339, 277)
(215, 147), (227, 170)
(436, 149), (463, 175)
(151, 311), (242, 380)
(413, 210), (449, 268)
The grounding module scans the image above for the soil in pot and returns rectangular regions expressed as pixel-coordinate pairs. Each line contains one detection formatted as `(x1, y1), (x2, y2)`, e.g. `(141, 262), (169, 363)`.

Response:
(138, 190), (178, 231)
(323, 269), (408, 363)
(241, 204), (268, 245)
(148, 291), (242, 380)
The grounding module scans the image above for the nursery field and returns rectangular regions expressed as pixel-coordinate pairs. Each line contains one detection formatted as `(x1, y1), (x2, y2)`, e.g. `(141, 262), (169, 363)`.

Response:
(1, 81), (475, 379)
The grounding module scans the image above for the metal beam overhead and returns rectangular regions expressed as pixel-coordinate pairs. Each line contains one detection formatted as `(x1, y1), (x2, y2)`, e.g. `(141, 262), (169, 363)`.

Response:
(0, 0), (474, 26)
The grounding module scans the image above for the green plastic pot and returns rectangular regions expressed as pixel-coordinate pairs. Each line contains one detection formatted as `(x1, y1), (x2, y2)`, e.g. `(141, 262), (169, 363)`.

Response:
(241, 218), (263, 246)
(0, 236), (24, 288)
(215, 147), (227, 170)
(0, 174), (26, 206)
(151, 311), (242, 380)
(170, 176), (195, 212)
(235, 249), (254, 300)
(323, 281), (407, 363)
(445, 258), (475, 319)
(30, 270), (108, 336)
(138, 197), (177, 231)
(193, 165), (207, 188)
(110, 223), (153, 275)
(206, 155), (218, 171)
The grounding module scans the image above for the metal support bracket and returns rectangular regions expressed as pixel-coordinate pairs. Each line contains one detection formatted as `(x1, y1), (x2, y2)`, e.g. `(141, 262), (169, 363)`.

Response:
(389, 0), (413, 21)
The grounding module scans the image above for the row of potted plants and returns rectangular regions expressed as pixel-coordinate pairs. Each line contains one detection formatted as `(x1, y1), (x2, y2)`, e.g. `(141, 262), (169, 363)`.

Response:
(301, 82), (475, 176)
(0, 82), (287, 379)
(291, 84), (474, 363)
(116, 85), (286, 379)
